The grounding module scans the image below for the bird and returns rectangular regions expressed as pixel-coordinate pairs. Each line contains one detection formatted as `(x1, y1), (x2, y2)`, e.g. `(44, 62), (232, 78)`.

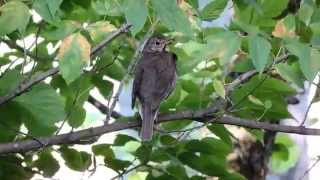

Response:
(131, 35), (177, 141)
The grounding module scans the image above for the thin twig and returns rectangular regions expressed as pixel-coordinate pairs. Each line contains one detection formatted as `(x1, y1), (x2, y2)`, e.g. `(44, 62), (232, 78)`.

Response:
(300, 156), (320, 180)
(110, 164), (143, 180)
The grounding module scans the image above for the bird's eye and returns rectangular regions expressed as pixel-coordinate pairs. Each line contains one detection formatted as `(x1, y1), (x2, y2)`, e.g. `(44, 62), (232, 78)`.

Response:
(155, 41), (160, 45)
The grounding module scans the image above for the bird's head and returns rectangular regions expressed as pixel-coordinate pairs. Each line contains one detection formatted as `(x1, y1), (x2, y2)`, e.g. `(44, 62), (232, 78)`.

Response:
(143, 36), (172, 53)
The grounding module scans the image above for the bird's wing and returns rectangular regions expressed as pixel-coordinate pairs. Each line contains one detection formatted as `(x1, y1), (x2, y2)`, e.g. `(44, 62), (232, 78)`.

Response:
(132, 61), (144, 109)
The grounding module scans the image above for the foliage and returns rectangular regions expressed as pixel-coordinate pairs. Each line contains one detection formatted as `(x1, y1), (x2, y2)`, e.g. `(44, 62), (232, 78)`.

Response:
(0, 0), (316, 179)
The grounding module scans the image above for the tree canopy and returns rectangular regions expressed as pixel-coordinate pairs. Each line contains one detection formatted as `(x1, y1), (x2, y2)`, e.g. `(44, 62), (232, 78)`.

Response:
(0, 0), (319, 179)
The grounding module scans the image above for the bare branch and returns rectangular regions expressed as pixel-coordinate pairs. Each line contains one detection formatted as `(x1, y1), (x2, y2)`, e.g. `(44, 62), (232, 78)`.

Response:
(88, 95), (121, 118)
(1, 111), (320, 154)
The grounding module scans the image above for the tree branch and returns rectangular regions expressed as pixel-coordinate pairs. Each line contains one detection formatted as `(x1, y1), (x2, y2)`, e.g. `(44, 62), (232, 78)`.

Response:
(0, 23), (132, 106)
(88, 95), (121, 118)
(1, 111), (320, 154)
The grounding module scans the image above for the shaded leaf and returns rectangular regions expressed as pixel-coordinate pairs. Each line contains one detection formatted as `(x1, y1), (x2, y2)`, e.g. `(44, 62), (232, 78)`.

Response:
(248, 35), (271, 73)
(200, 0), (228, 21)
(151, 0), (193, 36)
(33, 0), (63, 24)
(123, 0), (148, 35)
(60, 147), (92, 171)
(15, 83), (65, 129)
(33, 150), (60, 177)
(58, 33), (91, 84)
(0, 1), (30, 36)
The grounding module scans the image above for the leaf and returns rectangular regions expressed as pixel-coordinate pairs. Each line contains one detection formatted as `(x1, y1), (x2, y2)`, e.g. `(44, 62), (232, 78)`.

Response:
(166, 163), (188, 180)
(60, 147), (92, 172)
(15, 83), (65, 129)
(248, 95), (265, 106)
(213, 79), (225, 99)
(151, 0), (193, 36)
(275, 62), (304, 88)
(205, 31), (240, 64)
(207, 124), (232, 146)
(42, 20), (81, 41)
(248, 35), (271, 73)
(285, 40), (320, 81)
(92, 144), (114, 157)
(135, 144), (152, 164)
(58, 33), (91, 84)
(0, 156), (33, 180)
(33, 150), (60, 177)
(200, 0), (228, 21)
(179, 152), (228, 177)
(272, 15), (296, 38)
(298, 3), (314, 25)
(231, 75), (296, 120)
(33, 0), (63, 24)
(0, 70), (22, 96)
(260, 0), (289, 18)
(68, 105), (86, 128)
(0, 1), (30, 36)
(270, 134), (299, 173)
(0, 103), (22, 142)
(87, 21), (117, 44)
(113, 134), (138, 146)
(123, 0), (148, 36)
(92, 0), (122, 16)
(185, 138), (231, 156)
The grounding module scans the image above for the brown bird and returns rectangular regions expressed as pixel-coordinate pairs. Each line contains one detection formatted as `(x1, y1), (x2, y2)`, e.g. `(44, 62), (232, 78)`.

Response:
(132, 35), (177, 141)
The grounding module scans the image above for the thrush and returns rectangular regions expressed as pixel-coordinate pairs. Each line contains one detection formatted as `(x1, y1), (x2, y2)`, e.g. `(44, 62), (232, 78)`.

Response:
(132, 36), (177, 141)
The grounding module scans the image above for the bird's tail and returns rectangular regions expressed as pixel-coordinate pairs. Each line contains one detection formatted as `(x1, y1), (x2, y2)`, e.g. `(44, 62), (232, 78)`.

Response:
(141, 104), (155, 141)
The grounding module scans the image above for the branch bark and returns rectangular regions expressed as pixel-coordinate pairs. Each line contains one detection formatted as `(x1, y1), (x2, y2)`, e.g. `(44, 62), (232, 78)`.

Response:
(1, 111), (320, 154)
(0, 23), (132, 105)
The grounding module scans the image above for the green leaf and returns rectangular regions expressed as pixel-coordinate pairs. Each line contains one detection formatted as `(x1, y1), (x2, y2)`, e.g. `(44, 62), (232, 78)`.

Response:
(231, 75), (296, 120)
(58, 33), (91, 84)
(179, 152), (228, 177)
(248, 35), (271, 73)
(213, 79), (225, 99)
(0, 1), (30, 36)
(185, 138), (231, 156)
(285, 40), (320, 81)
(68, 105), (86, 128)
(113, 134), (138, 146)
(0, 103), (22, 142)
(260, 0), (289, 18)
(270, 134), (299, 173)
(207, 124), (232, 146)
(0, 70), (22, 96)
(206, 31), (240, 64)
(92, 144), (114, 157)
(200, 0), (228, 21)
(92, 0), (122, 16)
(166, 163), (188, 179)
(151, 0), (193, 36)
(275, 62), (305, 87)
(298, 3), (314, 25)
(33, 150), (60, 177)
(0, 156), (33, 180)
(123, 0), (148, 36)
(15, 83), (65, 129)
(33, 0), (63, 24)
(60, 147), (92, 171)
(135, 144), (152, 164)
(92, 75), (113, 98)
(248, 95), (265, 106)
(87, 21), (117, 44)
(42, 20), (81, 41)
